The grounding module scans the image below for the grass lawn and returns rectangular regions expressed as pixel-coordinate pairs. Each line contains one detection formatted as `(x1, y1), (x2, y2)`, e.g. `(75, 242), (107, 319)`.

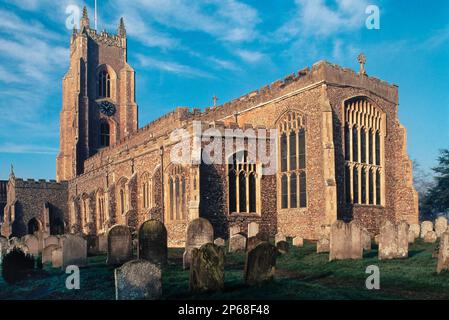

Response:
(1, 239), (448, 300)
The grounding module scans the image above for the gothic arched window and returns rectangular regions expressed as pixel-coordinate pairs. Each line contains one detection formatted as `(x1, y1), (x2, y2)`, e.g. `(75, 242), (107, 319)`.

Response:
(100, 121), (110, 147)
(344, 97), (384, 205)
(98, 70), (111, 98)
(278, 111), (307, 209)
(166, 165), (187, 221)
(96, 190), (106, 233)
(228, 151), (259, 214)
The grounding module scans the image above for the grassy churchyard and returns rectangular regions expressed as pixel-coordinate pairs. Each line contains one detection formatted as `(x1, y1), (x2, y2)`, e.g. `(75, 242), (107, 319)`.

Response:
(1, 239), (449, 300)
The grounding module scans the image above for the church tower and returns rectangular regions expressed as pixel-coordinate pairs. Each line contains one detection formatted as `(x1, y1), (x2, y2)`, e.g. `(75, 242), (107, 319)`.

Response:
(56, 8), (138, 182)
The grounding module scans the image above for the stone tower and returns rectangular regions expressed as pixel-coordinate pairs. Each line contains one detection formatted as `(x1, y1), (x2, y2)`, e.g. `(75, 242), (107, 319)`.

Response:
(56, 8), (138, 182)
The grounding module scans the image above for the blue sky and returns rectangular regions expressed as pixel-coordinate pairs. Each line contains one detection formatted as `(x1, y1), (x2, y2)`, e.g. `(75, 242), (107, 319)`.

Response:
(0, 0), (448, 180)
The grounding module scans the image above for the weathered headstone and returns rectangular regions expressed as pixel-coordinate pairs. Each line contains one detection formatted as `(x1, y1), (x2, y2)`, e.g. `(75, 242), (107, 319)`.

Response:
(42, 244), (60, 264)
(408, 230), (416, 244)
(138, 220), (168, 267)
(98, 233), (107, 252)
(228, 233), (247, 253)
(244, 242), (277, 285)
(52, 248), (63, 268)
(247, 222), (259, 238)
(420, 221), (433, 238)
(107, 225), (133, 265)
(189, 243), (225, 293)
(437, 232), (449, 273)
(409, 224), (420, 240)
(361, 229), (371, 251)
(276, 241), (289, 254)
(379, 220), (409, 260)
(213, 238), (225, 247)
(62, 234), (87, 268)
(292, 236), (304, 247)
(115, 259), (162, 300)
(275, 232), (286, 245)
(435, 217), (448, 238)
(183, 218), (214, 269)
(329, 221), (363, 261)
(317, 224), (331, 253)
(23, 234), (39, 256)
(424, 231), (437, 243)
(229, 225), (240, 237)
(44, 235), (60, 247)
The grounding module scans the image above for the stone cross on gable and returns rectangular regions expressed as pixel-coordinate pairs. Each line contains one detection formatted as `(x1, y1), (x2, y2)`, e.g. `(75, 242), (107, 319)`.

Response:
(358, 53), (367, 76)
(212, 95), (218, 107)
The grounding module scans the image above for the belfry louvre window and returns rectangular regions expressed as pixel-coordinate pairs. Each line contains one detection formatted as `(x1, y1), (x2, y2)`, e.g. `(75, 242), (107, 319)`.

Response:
(98, 70), (111, 98)
(228, 151), (259, 214)
(344, 98), (384, 206)
(167, 165), (187, 221)
(278, 111), (307, 209)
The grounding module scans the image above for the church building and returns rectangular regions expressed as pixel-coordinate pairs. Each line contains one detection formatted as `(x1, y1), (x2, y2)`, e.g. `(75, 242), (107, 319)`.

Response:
(1, 9), (418, 246)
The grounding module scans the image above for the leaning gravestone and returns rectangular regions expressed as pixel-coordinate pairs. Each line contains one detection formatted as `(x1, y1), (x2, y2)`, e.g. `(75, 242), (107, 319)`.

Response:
(183, 218), (214, 269)
(248, 222), (259, 238)
(424, 231), (437, 243)
(329, 221), (363, 261)
(138, 220), (167, 267)
(245, 242), (277, 285)
(115, 259), (162, 300)
(62, 234), (87, 268)
(189, 243), (225, 293)
(379, 220), (409, 260)
(435, 217), (448, 238)
(437, 232), (449, 273)
(42, 244), (60, 264)
(107, 225), (133, 265)
(228, 233), (247, 253)
(23, 235), (39, 256)
(420, 221), (433, 238)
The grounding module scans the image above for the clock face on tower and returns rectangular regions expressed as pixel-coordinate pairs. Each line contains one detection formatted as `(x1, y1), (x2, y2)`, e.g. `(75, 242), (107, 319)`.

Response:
(98, 101), (116, 117)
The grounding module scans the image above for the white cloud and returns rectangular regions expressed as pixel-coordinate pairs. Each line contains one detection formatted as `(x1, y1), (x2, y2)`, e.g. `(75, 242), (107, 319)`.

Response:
(136, 54), (214, 78)
(234, 49), (265, 63)
(277, 0), (368, 40)
(0, 143), (58, 155)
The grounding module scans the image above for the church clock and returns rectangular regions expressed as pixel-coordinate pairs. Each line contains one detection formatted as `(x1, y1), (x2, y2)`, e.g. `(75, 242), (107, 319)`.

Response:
(98, 101), (116, 117)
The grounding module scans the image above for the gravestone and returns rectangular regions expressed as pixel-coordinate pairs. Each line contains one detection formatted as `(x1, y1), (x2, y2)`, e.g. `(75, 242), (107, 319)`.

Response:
(228, 233), (247, 253)
(408, 230), (416, 244)
(244, 242), (277, 285)
(23, 235), (39, 256)
(0, 236), (8, 262)
(275, 233), (286, 245)
(362, 229), (371, 251)
(138, 220), (168, 267)
(317, 224), (331, 253)
(247, 234), (263, 252)
(107, 225), (133, 265)
(420, 221), (433, 238)
(329, 221), (363, 261)
(62, 234), (87, 268)
(44, 235), (60, 247)
(42, 244), (59, 264)
(292, 236), (304, 247)
(183, 218), (214, 269)
(424, 231), (437, 243)
(378, 220), (409, 260)
(52, 248), (63, 268)
(189, 243), (225, 293)
(213, 238), (225, 247)
(276, 241), (289, 254)
(248, 222), (259, 238)
(409, 224), (420, 240)
(437, 232), (449, 273)
(229, 225), (240, 237)
(379, 220), (409, 260)
(435, 217), (448, 238)
(115, 259), (162, 300)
